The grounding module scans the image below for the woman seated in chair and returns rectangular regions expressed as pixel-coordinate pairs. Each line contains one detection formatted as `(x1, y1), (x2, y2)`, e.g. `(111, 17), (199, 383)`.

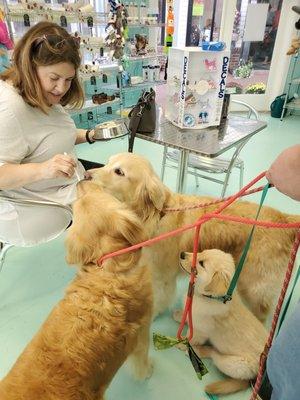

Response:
(0, 22), (102, 245)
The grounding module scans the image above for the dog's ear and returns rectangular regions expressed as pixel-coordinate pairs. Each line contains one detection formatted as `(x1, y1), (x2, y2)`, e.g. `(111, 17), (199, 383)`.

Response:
(115, 208), (145, 245)
(204, 270), (231, 296)
(132, 174), (168, 220)
(65, 230), (99, 265)
(65, 196), (103, 265)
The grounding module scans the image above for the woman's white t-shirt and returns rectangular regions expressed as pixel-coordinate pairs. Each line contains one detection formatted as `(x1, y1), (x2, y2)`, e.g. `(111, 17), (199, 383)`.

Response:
(0, 79), (85, 245)
(0, 79), (85, 205)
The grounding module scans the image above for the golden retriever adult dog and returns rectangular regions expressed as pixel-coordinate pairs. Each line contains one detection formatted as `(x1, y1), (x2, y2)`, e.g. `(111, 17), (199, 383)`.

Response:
(174, 249), (267, 395)
(88, 153), (299, 322)
(0, 182), (153, 400)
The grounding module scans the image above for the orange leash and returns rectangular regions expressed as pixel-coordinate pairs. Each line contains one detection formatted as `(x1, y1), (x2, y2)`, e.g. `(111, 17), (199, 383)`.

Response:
(165, 185), (270, 212)
(96, 172), (300, 398)
(250, 230), (300, 400)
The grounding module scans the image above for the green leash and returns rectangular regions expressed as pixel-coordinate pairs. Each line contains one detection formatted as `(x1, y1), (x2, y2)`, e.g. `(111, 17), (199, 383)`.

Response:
(153, 183), (271, 399)
(206, 395), (218, 400)
(204, 183), (271, 303)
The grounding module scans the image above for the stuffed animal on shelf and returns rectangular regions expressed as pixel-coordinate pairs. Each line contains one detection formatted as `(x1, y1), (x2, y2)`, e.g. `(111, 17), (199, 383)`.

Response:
(135, 34), (148, 55)
(104, 1), (128, 60)
(286, 37), (300, 55)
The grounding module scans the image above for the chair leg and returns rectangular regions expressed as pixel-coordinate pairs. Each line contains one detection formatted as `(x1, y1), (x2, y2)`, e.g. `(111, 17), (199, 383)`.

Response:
(221, 171), (231, 198)
(0, 243), (14, 272)
(194, 168), (200, 187)
(239, 162), (244, 190)
(160, 146), (168, 182)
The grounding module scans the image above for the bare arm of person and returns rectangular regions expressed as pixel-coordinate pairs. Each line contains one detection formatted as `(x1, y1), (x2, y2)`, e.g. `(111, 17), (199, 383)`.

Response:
(0, 154), (76, 190)
(75, 129), (95, 144)
(266, 144), (300, 201)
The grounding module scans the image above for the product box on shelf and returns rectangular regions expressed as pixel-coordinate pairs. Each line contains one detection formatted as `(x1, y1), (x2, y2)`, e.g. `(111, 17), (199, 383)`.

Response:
(165, 47), (230, 129)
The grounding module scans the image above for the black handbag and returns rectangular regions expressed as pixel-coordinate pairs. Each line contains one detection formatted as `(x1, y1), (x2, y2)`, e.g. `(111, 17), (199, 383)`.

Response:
(128, 88), (156, 152)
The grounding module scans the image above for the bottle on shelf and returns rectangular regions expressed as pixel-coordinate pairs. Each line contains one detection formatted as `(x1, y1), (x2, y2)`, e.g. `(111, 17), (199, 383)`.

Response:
(142, 65), (148, 81)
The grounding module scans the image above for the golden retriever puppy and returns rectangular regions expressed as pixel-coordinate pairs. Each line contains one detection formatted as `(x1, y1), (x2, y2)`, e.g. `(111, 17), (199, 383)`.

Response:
(0, 182), (153, 400)
(88, 153), (299, 322)
(174, 249), (267, 395)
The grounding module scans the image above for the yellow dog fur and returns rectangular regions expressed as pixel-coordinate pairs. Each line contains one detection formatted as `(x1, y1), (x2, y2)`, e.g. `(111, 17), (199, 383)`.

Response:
(89, 153), (299, 322)
(175, 249), (267, 395)
(0, 182), (153, 400)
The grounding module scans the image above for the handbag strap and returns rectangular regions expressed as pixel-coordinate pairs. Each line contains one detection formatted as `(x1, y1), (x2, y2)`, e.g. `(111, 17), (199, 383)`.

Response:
(128, 103), (146, 153)
(128, 89), (154, 152)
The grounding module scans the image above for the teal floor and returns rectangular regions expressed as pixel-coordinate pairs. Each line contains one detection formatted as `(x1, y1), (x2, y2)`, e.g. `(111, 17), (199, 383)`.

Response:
(1, 114), (300, 400)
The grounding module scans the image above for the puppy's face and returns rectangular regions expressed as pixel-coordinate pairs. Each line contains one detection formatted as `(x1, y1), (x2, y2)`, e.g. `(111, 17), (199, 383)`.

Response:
(87, 153), (168, 219)
(180, 249), (235, 297)
(65, 180), (146, 270)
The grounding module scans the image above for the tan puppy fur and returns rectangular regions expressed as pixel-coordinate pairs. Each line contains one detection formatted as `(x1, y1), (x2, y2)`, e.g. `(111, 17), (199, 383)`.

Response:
(174, 249), (267, 395)
(88, 153), (299, 321)
(0, 182), (153, 400)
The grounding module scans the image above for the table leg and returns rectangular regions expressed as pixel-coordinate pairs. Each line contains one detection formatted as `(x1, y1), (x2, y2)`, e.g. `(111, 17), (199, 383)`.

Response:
(176, 150), (189, 193)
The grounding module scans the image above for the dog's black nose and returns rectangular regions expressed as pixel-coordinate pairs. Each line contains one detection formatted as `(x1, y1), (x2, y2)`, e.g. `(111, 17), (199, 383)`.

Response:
(180, 252), (186, 260)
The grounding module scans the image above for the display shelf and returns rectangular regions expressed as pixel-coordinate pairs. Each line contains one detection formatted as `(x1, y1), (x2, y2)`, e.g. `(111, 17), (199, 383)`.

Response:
(123, 80), (166, 89)
(72, 111), (121, 130)
(281, 51), (300, 120)
(127, 22), (165, 28)
(5, 5), (163, 28)
(69, 98), (121, 115)
(286, 99), (300, 110)
(104, 80), (166, 91)
(123, 54), (166, 62)
(79, 64), (120, 78)
(2, 0), (166, 126)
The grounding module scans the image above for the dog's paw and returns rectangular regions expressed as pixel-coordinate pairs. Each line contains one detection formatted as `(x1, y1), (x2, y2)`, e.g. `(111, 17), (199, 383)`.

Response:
(133, 358), (154, 380)
(173, 309), (184, 323)
(194, 345), (212, 359)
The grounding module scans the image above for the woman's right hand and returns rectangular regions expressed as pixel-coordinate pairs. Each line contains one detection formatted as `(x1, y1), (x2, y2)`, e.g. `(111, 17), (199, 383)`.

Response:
(266, 145), (300, 201)
(39, 154), (77, 179)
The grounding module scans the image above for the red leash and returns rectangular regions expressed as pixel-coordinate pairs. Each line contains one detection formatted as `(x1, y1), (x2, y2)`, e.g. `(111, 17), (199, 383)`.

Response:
(250, 229), (300, 400)
(165, 185), (270, 212)
(96, 172), (300, 398)
(177, 172), (267, 341)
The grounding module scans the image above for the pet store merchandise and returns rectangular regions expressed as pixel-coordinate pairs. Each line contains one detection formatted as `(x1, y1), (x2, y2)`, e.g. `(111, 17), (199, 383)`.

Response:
(165, 46), (230, 129)
(1, 0), (167, 128)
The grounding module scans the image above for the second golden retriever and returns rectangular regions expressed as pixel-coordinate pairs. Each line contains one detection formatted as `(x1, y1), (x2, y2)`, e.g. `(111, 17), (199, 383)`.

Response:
(0, 182), (153, 400)
(89, 153), (299, 322)
(174, 249), (267, 395)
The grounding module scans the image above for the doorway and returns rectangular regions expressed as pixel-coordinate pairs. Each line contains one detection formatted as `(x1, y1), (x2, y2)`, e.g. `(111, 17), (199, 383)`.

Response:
(219, 0), (297, 110)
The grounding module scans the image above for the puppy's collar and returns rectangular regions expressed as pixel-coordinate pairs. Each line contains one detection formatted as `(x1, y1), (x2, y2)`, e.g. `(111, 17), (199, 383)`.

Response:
(202, 294), (232, 304)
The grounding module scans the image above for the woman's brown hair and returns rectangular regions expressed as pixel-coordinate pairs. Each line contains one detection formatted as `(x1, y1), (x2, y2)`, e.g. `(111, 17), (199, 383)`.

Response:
(0, 21), (84, 113)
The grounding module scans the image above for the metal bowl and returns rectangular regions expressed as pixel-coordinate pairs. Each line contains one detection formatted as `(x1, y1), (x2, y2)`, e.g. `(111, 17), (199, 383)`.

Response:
(93, 119), (129, 141)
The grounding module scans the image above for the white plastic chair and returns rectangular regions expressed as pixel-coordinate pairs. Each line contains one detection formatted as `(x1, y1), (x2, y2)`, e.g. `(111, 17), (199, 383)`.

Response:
(160, 100), (259, 198)
(0, 194), (72, 271)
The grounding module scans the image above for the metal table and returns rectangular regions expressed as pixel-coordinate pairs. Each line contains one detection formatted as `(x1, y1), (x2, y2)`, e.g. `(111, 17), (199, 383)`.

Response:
(136, 110), (267, 193)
